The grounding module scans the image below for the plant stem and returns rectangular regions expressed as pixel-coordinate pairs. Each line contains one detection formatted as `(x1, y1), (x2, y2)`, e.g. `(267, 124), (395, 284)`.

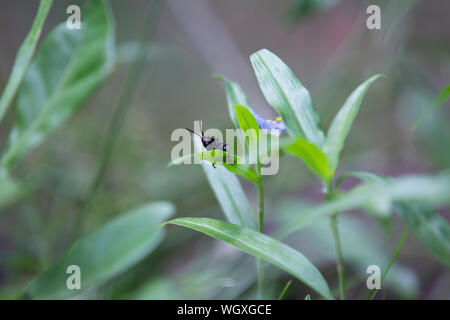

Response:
(369, 224), (409, 300)
(256, 160), (265, 299)
(330, 212), (346, 300)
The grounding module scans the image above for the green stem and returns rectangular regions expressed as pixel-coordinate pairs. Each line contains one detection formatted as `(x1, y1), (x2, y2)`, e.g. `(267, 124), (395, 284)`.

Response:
(330, 212), (346, 300)
(256, 160), (265, 299)
(369, 224), (409, 300)
(278, 280), (292, 300)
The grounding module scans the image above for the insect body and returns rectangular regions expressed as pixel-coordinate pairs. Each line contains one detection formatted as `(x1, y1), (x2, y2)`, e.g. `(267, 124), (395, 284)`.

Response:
(185, 128), (229, 168)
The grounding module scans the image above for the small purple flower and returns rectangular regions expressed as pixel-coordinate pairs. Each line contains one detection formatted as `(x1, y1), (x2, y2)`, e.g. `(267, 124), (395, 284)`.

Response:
(253, 113), (287, 136)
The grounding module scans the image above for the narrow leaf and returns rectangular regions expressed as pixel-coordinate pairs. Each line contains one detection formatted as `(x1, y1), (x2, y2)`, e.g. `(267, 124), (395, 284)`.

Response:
(194, 136), (256, 229)
(250, 49), (325, 147)
(235, 104), (260, 139)
(324, 74), (384, 172)
(338, 171), (450, 267)
(27, 201), (175, 299)
(282, 171), (450, 236)
(1, 0), (115, 169)
(168, 217), (333, 300)
(214, 74), (253, 128)
(0, 0), (53, 122)
(284, 137), (333, 184)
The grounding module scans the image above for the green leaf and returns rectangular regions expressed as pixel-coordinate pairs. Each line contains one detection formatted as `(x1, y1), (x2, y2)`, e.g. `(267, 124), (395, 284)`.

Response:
(337, 171), (450, 267)
(169, 150), (259, 184)
(394, 203), (450, 267)
(284, 137), (333, 184)
(324, 74), (384, 172)
(167, 217), (333, 300)
(1, 0), (115, 169)
(234, 104), (260, 160)
(214, 75), (253, 128)
(281, 171), (450, 236)
(0, 0), (53, 122)
(250, 49), (325, 147)
(193, 136), (256, 229)
(235, 104), (260, 139)
(201, 163), (256, 229)
(27, 201), (175, 299)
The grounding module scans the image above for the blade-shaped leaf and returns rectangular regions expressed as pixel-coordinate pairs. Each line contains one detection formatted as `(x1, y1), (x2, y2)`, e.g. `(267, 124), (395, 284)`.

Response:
(27, 201), (175, 299)
(194, 136), (256, 229)
(284, 137), (333, 184)
(282, 171), (450, 236)
(202, 164), (256, 229)
(167, 217), (333, 300)
(0, 0), (53, 122)
(1, 0), (115, 169)
(338, 171), (450, 267)
(214, 74), (253, 128)
(235, 104), (260, 139)
(324, 74), (384, 172)
(250, 49), (325, 147)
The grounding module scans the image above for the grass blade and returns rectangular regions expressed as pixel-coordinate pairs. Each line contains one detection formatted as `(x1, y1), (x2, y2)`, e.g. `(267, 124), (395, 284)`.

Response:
(0, 0), (53, 123)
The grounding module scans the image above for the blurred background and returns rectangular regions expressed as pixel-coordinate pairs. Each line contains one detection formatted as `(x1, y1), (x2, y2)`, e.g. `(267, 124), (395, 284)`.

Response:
(0, 0), (449, 299)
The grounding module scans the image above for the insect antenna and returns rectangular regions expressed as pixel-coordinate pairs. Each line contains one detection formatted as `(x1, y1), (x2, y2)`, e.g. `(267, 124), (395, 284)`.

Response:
(185, 128), (203, 138)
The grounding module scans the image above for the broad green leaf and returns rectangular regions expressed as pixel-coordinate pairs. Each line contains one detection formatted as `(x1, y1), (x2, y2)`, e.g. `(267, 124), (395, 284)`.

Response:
(338, 171), (450, 267)
(324, 74), (384, 172)
(0, 169), (23, 210)
(168, 217), (333, 300)
(1, 0), (115, 169)
(27, 201), (175, 299)
(169, 150), (259, 184)
(282, 171), (450, 236)
(0, 0), (53, 122)
(284, 137), (333, 184)
(250, 49), (325, 147)
(214, 75), (253, 128)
